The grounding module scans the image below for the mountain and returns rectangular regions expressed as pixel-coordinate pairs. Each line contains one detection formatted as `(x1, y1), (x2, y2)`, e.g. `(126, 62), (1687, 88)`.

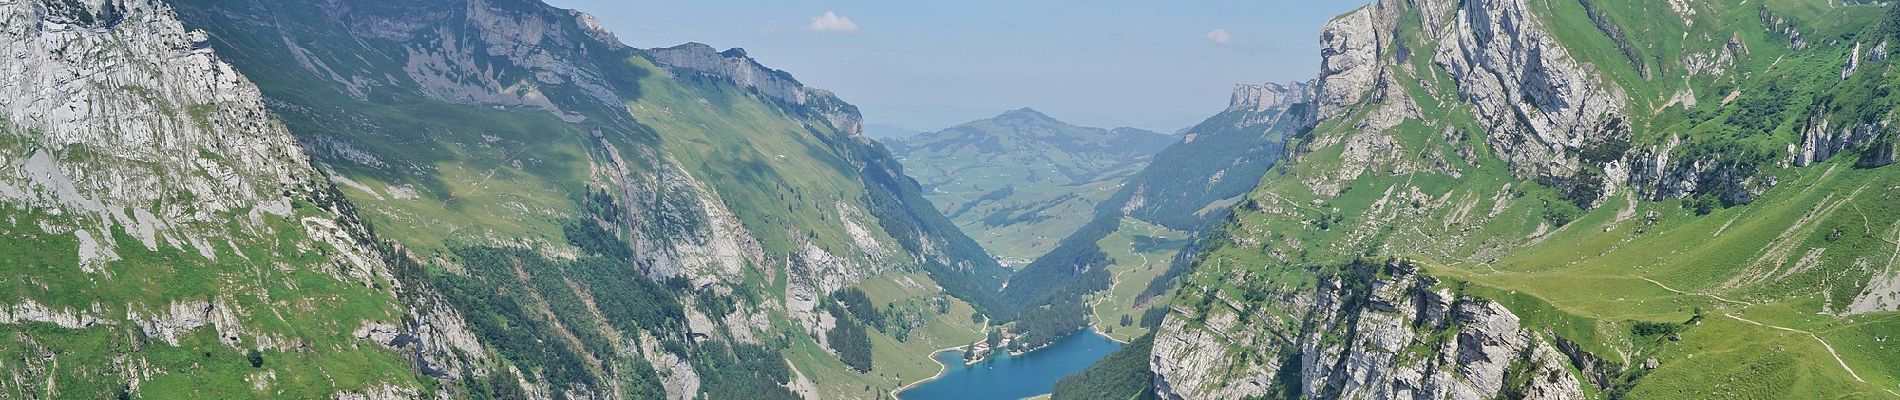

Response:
(992, 83), (1316, 348)
(889, 108), (1175, 265)
(1061, 0), (1900, 399)
(0, 0), (1011, 398)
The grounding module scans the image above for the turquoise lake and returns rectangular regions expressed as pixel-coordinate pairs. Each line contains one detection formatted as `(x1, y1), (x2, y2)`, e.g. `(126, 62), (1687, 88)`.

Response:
(897, 330), (1123, 400)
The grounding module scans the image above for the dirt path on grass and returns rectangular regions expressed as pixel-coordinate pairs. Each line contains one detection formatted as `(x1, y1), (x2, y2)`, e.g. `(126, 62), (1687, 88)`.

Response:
(1636, 276), (1752, 307)
(1722, 314), (1867, 385)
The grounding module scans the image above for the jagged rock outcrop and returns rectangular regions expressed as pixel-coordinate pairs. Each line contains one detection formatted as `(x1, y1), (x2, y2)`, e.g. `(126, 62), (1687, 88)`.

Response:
(587, 132), (767, 285)
(1221, 81), (1320, 131)
(1795, 114), (1893, 168)
(1153, 262), (1591, 400)
(1432, 0), (1630, 179)
(0, 300), (102, 329)
(404, 0), (618, 121)
(1760, 7), (1808, 51)
(1231, 82), (1315, 113)
(1313, 0), (1794, 208)
(0, 0), (318, 264)
(132, 299), (246, 347)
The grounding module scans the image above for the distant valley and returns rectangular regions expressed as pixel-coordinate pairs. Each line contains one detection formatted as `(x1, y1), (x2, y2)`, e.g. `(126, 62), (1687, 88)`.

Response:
(888, 108), (1174, 265)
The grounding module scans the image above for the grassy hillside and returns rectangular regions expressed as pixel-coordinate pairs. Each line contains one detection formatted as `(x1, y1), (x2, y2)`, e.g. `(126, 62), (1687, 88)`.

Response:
(0, 196), (426, 398)
(1086, 218), (1188, 342)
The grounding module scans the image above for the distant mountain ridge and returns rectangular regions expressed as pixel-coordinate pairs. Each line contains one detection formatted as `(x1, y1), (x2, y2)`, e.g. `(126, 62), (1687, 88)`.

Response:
(897, 108), (1173, 166)
(889, 107), (1175, 264)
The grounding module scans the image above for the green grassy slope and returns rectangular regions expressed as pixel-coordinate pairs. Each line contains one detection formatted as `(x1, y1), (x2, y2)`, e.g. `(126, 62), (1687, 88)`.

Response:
(0, 199), (426, 399)
(1145, 0), (1900, 398)
(1087, 218), (1188, 342)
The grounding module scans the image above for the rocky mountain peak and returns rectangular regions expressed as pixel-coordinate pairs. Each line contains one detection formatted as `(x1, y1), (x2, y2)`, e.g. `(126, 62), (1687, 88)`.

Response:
(996, 107), (1056, 123)
(569, 10), (623, 48)
(1228, 81), (1315, 113)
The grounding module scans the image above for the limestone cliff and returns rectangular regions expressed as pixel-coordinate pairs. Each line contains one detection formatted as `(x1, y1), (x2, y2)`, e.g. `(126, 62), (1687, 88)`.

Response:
(1230, 82), (1315, 114)
(648, 43), (864, 138)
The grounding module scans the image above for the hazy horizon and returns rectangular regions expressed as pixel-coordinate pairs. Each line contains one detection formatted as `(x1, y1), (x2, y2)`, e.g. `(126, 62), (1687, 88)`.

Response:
(544, 0), (1365, 133)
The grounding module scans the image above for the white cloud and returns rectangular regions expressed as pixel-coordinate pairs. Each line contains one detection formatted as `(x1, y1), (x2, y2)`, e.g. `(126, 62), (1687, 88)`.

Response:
(809, 11), (859, 33)
(1205, 28), (1232, 45)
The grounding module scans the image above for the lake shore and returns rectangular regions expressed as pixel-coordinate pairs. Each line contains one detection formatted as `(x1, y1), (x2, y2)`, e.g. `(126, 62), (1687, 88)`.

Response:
(1093, 328), (1130, 345)
(889, 344), (966, 400)
(892, 327), (1116, 400)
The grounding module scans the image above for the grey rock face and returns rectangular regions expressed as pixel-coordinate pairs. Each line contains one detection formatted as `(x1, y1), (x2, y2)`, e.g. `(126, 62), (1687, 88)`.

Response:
(1317, 6), (1380, 120)
(1795, 113), (1892, 168)
(1152, 262), (1590, 400)
(1431, 0), (1629, 179)
(0, 300), (102, 329)
(0, 0), (314, 261)
(0, 0), (409, 290)
(409, 0), (617, 121)
(1308, 0), (1788, 209)
(1231, 81), (1315, 113)
(648, 43), (808, 105)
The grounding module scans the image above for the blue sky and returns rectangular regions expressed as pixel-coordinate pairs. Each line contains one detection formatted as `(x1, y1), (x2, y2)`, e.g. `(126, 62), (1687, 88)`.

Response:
(544, 1), (1367, 132)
